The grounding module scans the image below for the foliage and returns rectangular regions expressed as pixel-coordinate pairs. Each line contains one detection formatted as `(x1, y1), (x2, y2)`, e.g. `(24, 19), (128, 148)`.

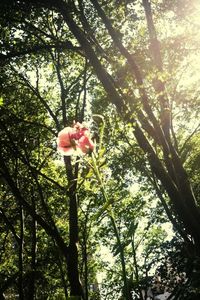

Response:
(0, 0), (200, 299)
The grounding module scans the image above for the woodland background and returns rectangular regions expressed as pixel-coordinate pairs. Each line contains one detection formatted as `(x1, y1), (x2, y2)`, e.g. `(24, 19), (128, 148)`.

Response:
(0, 0), (200, 299)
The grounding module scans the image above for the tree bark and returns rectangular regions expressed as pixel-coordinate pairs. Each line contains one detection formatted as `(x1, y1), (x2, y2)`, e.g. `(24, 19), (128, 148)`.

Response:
(25, 195), (37, 300)
(64, 156), (84, 298)
(18, 203), (24, 300)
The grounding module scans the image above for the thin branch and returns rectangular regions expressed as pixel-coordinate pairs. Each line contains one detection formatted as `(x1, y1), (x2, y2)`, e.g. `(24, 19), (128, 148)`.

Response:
(180, 123), (200, 155)
(0, 106), (56, 135)
(51, 51), (68, 126)
(0, 42), (81, 61)
(0, 153), (69, 257)
(151, 172), (191, 244)
(0, 208), (21, 244)
(10, 65), (60, 131)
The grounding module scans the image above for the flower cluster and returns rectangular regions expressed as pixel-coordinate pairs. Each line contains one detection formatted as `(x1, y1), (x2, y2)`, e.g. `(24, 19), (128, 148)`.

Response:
(57, 122), (94, 156)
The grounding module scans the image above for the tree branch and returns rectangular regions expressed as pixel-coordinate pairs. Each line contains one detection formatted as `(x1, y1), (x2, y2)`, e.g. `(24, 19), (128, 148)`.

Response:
(0, 42), (82, 61)
(0, 153), (69, 258)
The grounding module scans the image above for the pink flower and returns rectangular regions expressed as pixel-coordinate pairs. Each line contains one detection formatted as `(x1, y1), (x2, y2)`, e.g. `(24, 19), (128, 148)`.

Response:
(57, 122), (94, 156)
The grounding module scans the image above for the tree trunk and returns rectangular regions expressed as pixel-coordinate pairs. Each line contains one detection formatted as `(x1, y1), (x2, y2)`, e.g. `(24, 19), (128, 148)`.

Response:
(25, 195), (37, 300)
(64, 156), (84, 298)
(18, 204), (24, 300)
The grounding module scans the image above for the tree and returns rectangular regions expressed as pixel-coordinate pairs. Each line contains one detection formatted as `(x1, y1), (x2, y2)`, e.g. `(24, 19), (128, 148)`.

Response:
(1, 0), (200, 299)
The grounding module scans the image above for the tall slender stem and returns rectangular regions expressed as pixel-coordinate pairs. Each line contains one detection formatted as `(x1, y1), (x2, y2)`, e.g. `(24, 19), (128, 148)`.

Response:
(91, 153), (130, 300)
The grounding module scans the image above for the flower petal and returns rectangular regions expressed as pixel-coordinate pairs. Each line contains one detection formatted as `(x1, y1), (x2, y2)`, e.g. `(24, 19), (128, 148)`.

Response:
(57, 127), (73, 147)
(57, 145), (75, 156)
(77, 136), (94, 153)
(57, 123), (94, 156)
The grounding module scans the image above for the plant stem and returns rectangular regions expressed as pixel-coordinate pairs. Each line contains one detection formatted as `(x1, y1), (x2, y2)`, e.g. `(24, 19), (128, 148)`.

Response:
(91, 153), (130, 299)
